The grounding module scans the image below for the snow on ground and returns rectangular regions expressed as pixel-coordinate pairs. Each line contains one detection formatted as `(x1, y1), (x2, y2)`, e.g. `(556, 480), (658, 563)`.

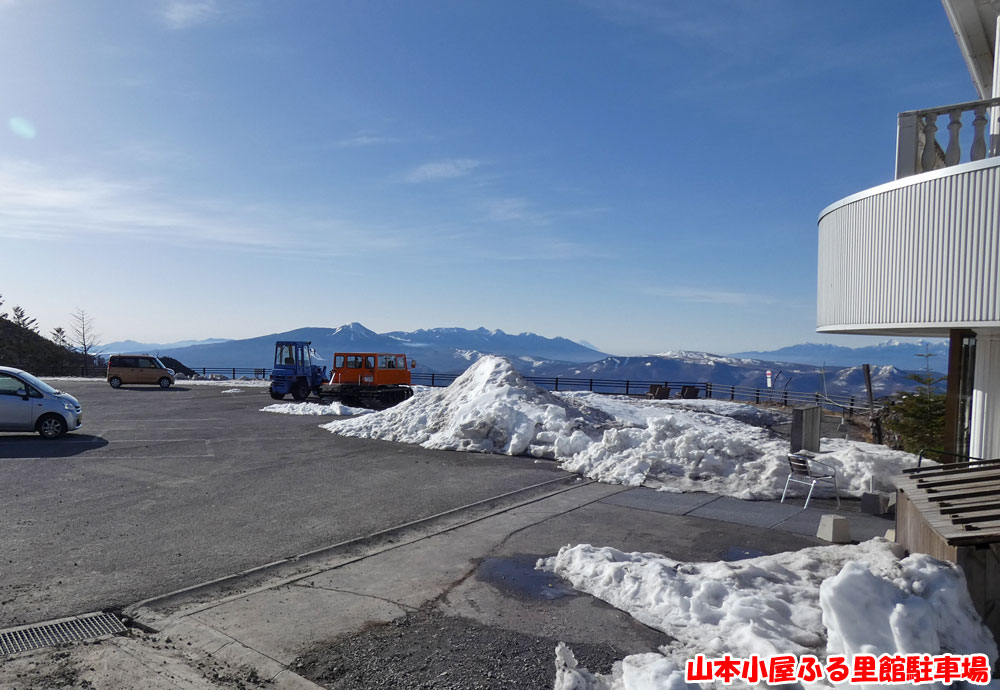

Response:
(261, 401), (372, 416)
(182, 378), (270, 387)
(320, 356), (918, 499)
(220, 388), (243, 394)
(544, 540), (998, 690)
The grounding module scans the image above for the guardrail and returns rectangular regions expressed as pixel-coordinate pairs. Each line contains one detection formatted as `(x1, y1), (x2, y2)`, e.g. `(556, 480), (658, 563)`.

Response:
(185, 367), (271, 380)
(166, 367), (878, 413)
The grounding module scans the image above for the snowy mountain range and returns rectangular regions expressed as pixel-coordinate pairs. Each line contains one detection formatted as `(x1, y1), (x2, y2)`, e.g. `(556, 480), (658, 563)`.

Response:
(527, 353), (913, 396)
(100, 337), (231, 354)
(731, 340), (948, 372)
(152, 323), (607, 373)
(127, 323), (934, 397)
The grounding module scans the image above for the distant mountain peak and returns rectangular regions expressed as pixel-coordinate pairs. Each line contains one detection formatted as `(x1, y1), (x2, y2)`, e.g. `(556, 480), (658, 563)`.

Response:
(330, 322), (378, 338)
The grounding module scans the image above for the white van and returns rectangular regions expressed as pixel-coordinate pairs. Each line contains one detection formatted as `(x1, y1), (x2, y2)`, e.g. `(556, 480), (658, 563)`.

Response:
(0, 366), (83, 439)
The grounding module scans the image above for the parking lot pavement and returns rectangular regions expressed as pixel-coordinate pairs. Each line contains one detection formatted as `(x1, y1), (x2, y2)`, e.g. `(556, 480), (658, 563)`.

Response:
(0, 380), (565, 627)
(0, 381), (898, 689)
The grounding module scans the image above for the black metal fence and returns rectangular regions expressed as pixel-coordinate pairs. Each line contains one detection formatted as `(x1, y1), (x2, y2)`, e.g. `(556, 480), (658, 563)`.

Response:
(134, 366), (876, 413)
(408, 373), (874, 414)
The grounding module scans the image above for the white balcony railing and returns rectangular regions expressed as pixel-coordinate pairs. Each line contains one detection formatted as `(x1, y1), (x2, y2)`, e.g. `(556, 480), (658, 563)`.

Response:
(896, 96), (1000, 178)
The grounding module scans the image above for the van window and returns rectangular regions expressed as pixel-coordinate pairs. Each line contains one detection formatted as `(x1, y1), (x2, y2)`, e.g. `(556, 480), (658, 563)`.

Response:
(335, 355), (345, 368)
(364, 356), (375, 369)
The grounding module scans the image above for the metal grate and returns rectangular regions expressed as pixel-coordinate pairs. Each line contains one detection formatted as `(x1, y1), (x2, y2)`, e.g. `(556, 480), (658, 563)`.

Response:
(0, 612), (126, 655)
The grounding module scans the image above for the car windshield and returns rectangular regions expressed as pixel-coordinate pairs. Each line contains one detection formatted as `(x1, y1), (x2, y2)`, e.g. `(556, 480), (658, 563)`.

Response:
(16, 371), (59, 395)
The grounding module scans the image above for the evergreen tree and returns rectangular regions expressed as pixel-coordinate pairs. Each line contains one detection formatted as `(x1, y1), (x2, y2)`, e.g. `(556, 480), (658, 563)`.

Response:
(883, 372), (947, 454)
(11, 306), (38, 332)
(51, 326), (70, 348)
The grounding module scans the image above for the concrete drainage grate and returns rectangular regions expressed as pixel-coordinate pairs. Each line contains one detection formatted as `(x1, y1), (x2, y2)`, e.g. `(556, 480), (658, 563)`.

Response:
(0, 612), (127, 655)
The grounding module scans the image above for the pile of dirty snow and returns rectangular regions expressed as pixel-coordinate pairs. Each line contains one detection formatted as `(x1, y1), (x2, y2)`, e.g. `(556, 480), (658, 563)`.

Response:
(261, 402), (372, 416)
(543, 540), (997, 690)
(560, 392), (787, 428)
(319, 356), (917, 499)
(321, 356), (613, 457)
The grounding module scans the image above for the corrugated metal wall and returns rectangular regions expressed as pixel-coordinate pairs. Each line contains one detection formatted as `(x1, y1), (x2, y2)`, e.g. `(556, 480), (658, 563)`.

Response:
(818, 161), (1000, 333)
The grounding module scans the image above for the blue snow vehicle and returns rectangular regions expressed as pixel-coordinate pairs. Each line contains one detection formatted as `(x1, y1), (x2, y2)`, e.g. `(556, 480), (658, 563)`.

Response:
(268, 341), (327, 401)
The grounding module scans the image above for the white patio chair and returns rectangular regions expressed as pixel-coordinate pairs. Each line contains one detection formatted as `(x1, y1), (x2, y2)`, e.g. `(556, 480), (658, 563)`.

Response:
(780, 453), (841, 509)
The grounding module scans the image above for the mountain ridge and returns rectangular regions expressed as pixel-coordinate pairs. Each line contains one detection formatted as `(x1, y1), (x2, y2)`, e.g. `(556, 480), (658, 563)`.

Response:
(730, 340), (948, 371)
(147, 324), (936, 397)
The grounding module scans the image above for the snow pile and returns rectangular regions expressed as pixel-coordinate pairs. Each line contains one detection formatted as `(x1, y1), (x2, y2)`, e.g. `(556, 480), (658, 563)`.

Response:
(184, 379), (269, 388)
(561, 419), (915, 498)
(261, 402), (372, 416)
(319, 356), (918, 498)
(545, 540), (997, 690)
(557, 392), (787, 429)
(557, 412), (789, 492)
(321, 356), (613, 456)
(821, 554), (997, 663)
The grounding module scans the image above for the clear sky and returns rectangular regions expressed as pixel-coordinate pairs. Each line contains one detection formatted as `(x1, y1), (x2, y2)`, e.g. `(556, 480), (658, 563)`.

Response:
(0, 1), (975, 355)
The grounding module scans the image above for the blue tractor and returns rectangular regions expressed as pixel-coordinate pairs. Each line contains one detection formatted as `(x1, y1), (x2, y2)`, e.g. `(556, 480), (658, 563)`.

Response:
(269, 341), (327, 401)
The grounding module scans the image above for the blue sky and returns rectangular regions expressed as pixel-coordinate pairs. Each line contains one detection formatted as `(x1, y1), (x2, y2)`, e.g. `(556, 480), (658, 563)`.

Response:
(0, 1), (974, 355)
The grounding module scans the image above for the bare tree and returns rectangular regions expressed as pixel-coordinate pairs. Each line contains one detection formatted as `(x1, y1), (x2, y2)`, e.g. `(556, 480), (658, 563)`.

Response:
(0, 294), (7, 321)
(70, 308), (101, 368)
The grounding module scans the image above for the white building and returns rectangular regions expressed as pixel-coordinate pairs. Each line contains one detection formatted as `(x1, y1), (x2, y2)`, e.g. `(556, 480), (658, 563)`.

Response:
(817, 0), (1000, 461)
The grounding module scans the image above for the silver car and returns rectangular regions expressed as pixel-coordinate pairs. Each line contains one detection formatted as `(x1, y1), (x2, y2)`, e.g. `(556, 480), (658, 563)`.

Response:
(0, 366), (83, 439)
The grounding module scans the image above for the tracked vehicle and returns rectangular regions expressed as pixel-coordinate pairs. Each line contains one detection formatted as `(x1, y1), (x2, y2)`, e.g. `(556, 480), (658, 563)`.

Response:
(318, 352), (415, 409)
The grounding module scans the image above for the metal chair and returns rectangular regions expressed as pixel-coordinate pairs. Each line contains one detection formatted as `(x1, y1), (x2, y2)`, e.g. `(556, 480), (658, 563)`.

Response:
(780, 452), (841, 509)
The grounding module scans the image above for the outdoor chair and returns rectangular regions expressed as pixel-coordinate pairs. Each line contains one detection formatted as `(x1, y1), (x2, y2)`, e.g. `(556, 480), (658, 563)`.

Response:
(780, 452), (841, 509)
(646, 385), (670, 399)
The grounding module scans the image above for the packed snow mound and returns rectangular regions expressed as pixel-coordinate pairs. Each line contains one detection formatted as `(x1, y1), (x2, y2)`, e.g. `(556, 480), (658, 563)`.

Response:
(322, 355), (613, 456)
(261, 402), (371, 416)
(544, 540), (998, 690)
(821, 553), (998, 665)
(318, 356), (918, 498)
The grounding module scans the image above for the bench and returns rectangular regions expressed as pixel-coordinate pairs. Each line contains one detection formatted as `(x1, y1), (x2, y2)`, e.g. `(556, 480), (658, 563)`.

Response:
(646, 385), (670, 399)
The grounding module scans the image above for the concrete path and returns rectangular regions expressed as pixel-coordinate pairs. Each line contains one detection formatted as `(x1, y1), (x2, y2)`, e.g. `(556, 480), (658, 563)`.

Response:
(105, 481), (892, 689)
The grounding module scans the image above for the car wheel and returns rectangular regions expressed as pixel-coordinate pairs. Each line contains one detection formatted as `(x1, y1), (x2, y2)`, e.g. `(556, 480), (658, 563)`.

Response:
(109, 376), (122, 389)
(158, 377), (171, 389)
(291, 382), (309, 401)
(269, 390), (285, 400)
(37, 414), (68, 439)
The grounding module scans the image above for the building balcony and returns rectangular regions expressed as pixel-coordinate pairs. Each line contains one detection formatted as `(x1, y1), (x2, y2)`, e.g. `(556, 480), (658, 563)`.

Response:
(817, 96), (1000, 336)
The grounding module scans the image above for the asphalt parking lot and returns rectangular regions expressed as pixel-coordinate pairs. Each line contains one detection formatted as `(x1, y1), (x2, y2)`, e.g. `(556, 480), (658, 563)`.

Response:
(0, 380), (564, 627)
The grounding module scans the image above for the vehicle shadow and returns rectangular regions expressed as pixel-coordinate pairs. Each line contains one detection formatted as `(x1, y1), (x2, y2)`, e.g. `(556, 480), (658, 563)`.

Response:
(111, 387), (192, 392)
(0, 433), (109, 459)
